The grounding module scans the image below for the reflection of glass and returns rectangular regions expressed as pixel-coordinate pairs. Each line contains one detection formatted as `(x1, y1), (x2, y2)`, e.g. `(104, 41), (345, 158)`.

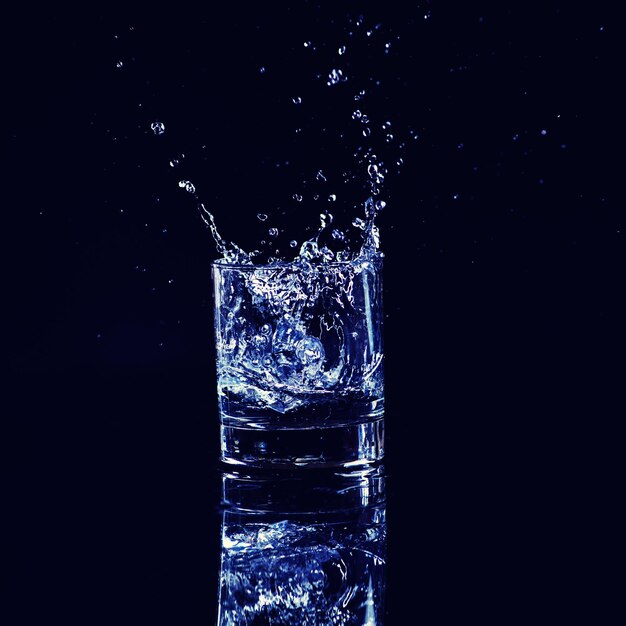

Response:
(216, 467), (386, 624)
(212, 257), (384, 468)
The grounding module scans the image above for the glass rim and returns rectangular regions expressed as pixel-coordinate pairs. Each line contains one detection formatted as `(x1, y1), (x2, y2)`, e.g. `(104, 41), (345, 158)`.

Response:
(211, 251), (383, 271)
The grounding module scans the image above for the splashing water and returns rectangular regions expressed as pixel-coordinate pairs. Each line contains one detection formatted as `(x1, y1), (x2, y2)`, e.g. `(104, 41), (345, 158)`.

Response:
(218, 518), (386, 625)
(145, 13), (412, 285)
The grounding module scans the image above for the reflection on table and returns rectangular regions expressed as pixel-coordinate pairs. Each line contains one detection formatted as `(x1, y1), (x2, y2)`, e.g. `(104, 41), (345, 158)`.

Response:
(217, 466), (386, 624)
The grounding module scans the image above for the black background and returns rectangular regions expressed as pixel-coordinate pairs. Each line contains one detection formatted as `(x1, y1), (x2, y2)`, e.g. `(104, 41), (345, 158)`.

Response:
(7, 2), (622, 623)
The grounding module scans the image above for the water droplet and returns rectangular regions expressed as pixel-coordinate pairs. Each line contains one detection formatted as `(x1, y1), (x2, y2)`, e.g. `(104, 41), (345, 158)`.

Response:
(362, 127), (371, 137)
(375, 200), (387, 211)
(289, 240), (298, 248)
(292, 96), (302, 105)
(316, 170), (327, 182)
(150, 121), (165, 135)
(386, 133), (394, 142)
(178, 180), (196, 193)
(382, 121), (391, 129)
(168, 279), (174, 284)
(303, 41), (311, 48)
(259, 66), (266, 73)
(366, 30), (373, 37)
(540, 129), (547, 136)
(457, 143), (464, 149)
(354, 89), (366, 101)
(292, 194), (303, 202)
(352, 217), (366, 230)
(169, 159), (179, 167)
(384, 42), (391, 52)
(328, 194), (337, 202)
(338, 46), (346, 55)
(327, 68), (346, 86)
(352, 110), (362, 120)
(268, 227), (278, 237)
(257, 213), (268, 221)
(453, 193), (459, 200)
(116, 60), (123, 68)
(332, 229), (344, 240)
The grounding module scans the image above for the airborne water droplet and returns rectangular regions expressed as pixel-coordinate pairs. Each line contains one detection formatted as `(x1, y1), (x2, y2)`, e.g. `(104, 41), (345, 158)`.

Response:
(362, 127), (371, 137)
(328, 194), (337, 202)
(268, 227), (278, 237)
(316, 170), (327, 182)
(338, 46), (346, 55)
(332, 229), (344, 240)
(257, 213), (268, 221)
(116, 60), (123, 68)
(178, 180), (196, 193)
(150, 121), (165, 135)
(292, 96), (302, 105)
(327, 68), (346, 86)
(289, 240), (298, 248)
(292, 194), (303, 202)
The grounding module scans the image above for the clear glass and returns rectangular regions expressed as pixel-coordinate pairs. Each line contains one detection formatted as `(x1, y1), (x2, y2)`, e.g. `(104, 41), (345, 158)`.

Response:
(217, 467), (386, 624)
(212, 255), (384, 467)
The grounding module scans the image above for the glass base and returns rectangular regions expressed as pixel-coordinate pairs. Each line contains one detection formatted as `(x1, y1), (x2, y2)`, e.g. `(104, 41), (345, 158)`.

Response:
(220, 417), (384, 468)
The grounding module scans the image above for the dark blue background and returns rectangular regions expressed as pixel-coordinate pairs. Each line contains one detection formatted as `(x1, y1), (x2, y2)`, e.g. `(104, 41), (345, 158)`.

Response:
(7, 2), (621, 623)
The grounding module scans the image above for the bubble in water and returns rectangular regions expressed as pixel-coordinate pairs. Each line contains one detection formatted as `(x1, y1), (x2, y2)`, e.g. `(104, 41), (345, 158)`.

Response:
(150, 121), (165, 135)
(327, 68), (346, 86)
(338, 46), (346, 55)
(316, 170), (327, 182)
(332, 229), (345, 240)
(289, 240), (298, 248)
(292, 96), (302, 105)
(328, 194), (337, 202)
(257, 213), (268, 221)
(268, 227), (279, 237)
(320, 246), (335, 262)
(179, 180), (196, 193)
(292, 194), (303, 202)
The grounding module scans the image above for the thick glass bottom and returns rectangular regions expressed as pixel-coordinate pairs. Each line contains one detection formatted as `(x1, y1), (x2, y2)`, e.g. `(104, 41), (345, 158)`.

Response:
(220, 417), (384, 468)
